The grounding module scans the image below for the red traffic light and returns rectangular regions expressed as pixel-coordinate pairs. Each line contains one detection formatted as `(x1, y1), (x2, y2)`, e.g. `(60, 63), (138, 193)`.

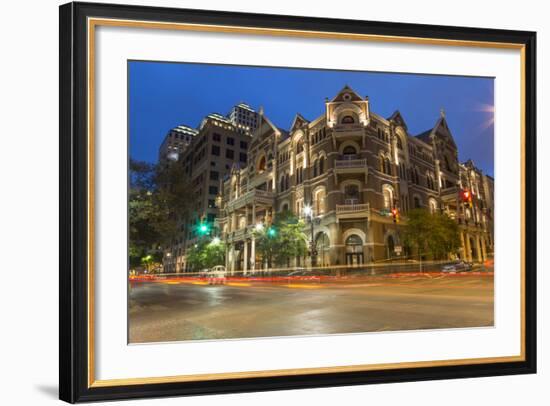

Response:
(391, 208), (398, 216)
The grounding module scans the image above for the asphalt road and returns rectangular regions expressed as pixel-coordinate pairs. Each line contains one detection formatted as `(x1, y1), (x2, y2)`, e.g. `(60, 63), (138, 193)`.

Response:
(128, 273), (494, 343)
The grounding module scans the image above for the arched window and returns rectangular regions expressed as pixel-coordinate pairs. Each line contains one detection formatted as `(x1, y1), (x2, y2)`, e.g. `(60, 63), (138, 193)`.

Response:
(312, 159), (318, 177)
(382, 185), (394, 210)
(411, 167), (420, 184)
(413, 196), (421, 208)
(257, 155), (266, 172)
(342, 145), (357, 157)
(296, 138), (304, 154)
(314, 188), (326, 215)
(296, 167), (304, 184)
(396, 136), (403, 150)
(345, 235), (363, 253)
(285, 174), (290, 190)
(344, 184), (360, 205)
(444, 155), (452, 171)
(384, 158), (392, 175)
(319, 156), (325, 174)
(341, 115), (355, 124)
(315, 233), (330, 266)
(279, 176), (285, 192)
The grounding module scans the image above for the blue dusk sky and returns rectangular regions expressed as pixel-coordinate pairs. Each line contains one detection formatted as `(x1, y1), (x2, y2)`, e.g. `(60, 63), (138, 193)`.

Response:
(129, 61), (494, 176)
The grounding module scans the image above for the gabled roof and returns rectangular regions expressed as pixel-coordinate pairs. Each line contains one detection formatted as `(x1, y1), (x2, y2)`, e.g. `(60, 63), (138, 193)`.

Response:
(387, 110), (408, 130)
(415, 128), (433, 143)
(414, 114), (457, 149)
(289, 113), (309, 133)
(330, 85), (364, 103)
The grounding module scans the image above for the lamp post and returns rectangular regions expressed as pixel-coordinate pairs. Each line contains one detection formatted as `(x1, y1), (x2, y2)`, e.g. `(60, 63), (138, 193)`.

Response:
(303, 205), (317, 267)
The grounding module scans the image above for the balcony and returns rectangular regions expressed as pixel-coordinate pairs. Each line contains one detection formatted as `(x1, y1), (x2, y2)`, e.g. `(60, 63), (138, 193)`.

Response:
(335, 158), (368, 182)
(336, 203), (370, 220)
(226, 189), (275, 212)
(333, 124), (364, 137)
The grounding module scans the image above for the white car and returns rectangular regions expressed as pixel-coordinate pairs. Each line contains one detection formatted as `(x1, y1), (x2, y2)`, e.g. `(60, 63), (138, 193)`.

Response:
(207, 265), (227, 284)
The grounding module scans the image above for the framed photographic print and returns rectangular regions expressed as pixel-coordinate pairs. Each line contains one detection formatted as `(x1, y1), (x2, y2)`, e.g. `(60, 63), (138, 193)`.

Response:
(59, 2), (537, 403)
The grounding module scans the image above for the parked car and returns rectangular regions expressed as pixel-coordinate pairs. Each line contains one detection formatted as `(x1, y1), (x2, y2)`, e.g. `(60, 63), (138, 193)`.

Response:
(441, 260), (473, 273)
(207, 265), (227, 284)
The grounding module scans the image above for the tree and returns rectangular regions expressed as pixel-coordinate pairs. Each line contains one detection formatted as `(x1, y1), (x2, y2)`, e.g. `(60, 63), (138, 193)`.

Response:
(403, 208), (461, 260)
(186, 239), (226, 271)
(254, 211), (308, 268)
(128, 159), (194, 269)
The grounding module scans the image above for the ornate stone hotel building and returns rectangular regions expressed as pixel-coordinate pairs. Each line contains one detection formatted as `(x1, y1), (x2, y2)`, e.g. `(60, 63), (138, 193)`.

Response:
(216, 86), (494, 272)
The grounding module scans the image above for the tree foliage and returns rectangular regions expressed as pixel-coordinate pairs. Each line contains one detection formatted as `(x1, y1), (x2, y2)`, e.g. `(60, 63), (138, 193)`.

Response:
(128, 159), (193, 268)
(254, 211), (308, 267)
(403, 208), (461, 260)
(186, 239), (226, 271)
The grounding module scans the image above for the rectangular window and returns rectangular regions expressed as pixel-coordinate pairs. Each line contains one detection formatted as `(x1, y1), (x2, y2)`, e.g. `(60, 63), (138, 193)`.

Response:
(211, 145), (220, 156)
(208, 199), (216, 208)
(240, 141), (248, 149)
(227, 137), (235, 145)
(209, 186), (218, 195)
(210, 171), (219, 181)
(226, 149), (234, 159)
(239, 152), (247, 163)
(213, 133), (221, 142)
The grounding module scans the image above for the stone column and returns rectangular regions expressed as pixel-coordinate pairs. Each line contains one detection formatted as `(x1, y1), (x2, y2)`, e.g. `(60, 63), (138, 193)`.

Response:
(252, 203), (256, 225)
(250, 237), (256, 271)
(481, 236), (487, 262)
(465, 233), (472, 262)
(460, 231), (466, 260)
(243, 240), (248, 275)
(476, 235), (483, 263)
(231, 212), (237, 232)
(229, 245), (235, 274)
(225, 244), (230, 270)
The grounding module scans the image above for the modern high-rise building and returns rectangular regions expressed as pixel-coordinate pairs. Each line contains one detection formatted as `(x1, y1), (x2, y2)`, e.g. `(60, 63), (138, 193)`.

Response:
(216, 86), (494, 273)
(158, 124), (198, 163)
(227, 103), (260, 135)
(162, 107), (257, 273)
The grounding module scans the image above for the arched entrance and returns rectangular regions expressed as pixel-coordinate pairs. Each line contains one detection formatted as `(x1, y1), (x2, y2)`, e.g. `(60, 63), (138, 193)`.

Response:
(315, 232), (330, 266)
(345, 234), (364, 265)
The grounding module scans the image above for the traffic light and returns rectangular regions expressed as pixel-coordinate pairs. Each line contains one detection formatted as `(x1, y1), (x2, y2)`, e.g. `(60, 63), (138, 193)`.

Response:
(461, 189), (473, 208)
(197, 221), (211, 236)
(267, 226), (277, 238)
(391, 208), (399, 223)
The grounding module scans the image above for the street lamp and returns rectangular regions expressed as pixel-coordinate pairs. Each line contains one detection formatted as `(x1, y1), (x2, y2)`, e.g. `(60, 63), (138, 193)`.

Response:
(210, 236), (221, 245)
(255, 223), (264, 232)
(303, 204), (317, 267)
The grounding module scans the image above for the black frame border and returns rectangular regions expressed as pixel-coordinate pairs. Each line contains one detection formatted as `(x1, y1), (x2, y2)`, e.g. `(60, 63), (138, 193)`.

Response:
(59, 2), (537, 403)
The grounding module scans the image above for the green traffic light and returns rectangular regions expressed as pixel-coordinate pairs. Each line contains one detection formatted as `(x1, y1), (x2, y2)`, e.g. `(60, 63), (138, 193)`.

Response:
(198, 222), (210, 235)
(267, 227), (276, 237)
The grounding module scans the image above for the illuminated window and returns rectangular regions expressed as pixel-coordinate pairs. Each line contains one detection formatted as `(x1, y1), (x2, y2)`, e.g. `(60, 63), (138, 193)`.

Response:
(257, 155), (266, 172)
(382, 185), (394, 209)
(314, 188), (326, 215)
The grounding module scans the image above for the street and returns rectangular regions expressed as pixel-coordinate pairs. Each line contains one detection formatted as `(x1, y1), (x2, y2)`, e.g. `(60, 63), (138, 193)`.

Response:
(129, 271), (494, 343)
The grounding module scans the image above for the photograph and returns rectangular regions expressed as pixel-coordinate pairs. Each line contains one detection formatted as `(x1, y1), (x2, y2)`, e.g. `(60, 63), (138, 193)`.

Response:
(127, 62), (495, 344)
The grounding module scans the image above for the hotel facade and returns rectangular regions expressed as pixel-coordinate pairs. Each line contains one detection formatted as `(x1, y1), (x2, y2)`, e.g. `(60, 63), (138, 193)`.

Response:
(216, 86), (494, 273)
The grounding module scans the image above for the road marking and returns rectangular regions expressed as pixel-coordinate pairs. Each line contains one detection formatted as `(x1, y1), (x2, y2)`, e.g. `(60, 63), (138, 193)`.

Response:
(285, 284), (323, 289)
(226, 282), (251, 287)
